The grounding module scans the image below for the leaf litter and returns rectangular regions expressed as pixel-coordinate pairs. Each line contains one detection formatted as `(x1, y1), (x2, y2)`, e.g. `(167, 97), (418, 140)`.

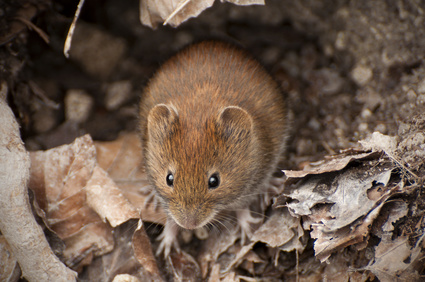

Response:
(24, 129), (424, 280)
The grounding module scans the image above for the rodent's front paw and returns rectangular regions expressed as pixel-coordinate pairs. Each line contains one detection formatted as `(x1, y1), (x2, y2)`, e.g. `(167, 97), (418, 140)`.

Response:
(156, 219), (180, 257)
(141, 185), (161, 211)
(236, 208), (263, 245)
(262, 176), (286, 209)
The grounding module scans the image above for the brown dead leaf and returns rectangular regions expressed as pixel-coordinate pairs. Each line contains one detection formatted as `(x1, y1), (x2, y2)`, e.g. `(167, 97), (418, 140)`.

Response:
(86, 166), (139, 227)
(275, 143), (415, 263)
(94, 133), (166, 225)
(199, 230), (239, 278)
(311, 201), (384, 262)
(238, 251), (265, 275)
(167, 250), (201, 281)
(382, 201), (409, 232)
(282, 163), (394, 232)
(222, 242), (256, 274)
(79, 220), (161, 281)
(365, 233), (425, 281)
(139, 0), (265, 28)
(283, 150), (379, 180)
(251, 209), (304, 251)
(29, 135), (114, 270)
(132, 220), (161, 278)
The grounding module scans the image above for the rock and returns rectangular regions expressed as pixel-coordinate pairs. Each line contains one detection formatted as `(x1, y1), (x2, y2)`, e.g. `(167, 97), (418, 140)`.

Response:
(64, 89), (93, 123)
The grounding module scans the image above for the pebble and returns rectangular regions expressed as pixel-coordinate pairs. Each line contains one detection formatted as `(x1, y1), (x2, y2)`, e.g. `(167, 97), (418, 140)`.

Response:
(64, 89), (93, 123)
(351, 64), (373, 86)
(104, 80), (132, 110)
(69, 21), (126, 79)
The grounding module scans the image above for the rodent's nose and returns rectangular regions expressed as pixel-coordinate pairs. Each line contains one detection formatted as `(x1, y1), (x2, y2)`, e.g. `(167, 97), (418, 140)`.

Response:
(172, 208), (210, 230)
(180, 218), (199, 230)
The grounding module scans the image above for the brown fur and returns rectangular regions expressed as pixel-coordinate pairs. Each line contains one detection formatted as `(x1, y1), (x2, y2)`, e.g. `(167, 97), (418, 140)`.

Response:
(139, 41), (288, 229)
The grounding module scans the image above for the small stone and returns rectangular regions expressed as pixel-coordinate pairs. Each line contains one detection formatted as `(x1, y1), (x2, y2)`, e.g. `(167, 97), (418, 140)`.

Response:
(33, 109), (57, 133)
(280, 52), (300, 77)
(65, 89), (93, 123)
(361, 108), (372, 119)
(351, 64), (373, 86)
(296, 138), (315, 156)
(416, 94), (425, 105)
(358, 123), (368, 132)
(194, 227), (209, 240)
(104, 80), (132, 110)
(406, 89), (417, 102)
(308, 118), (321, 131)
(417, 79), (425, 93)
(69, 22), (127, 79)
(314, 68), (344, 95)
(112, 274), (140, 282)
(180, 229), (193, 244)
(374, 123), (387, 134)
(335, 32), (346, 50)
(261, 46), (281, 65)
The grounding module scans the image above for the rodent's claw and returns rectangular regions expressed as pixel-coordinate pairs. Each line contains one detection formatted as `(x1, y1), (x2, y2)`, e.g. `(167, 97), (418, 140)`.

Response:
(139, 184), (154, 194)
(237, 209), (263, 245)
(262, 176), (286, 209)
(156, 219), (180, 258)
(142, 187), (161, 211)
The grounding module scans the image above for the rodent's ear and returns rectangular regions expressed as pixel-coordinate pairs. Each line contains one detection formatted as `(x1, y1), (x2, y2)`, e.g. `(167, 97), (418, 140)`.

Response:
(147, 104), (179, 141)
(217, 106), (252, 140)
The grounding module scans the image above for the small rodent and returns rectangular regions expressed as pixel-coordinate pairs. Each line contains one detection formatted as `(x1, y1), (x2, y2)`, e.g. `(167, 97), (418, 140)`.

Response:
(139, 41), (289, 255)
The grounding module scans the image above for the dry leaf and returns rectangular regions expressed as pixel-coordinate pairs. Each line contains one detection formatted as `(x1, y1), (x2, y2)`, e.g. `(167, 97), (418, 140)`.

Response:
(94, 133), (167, 225)
(311, 200), (385, 262)
(139, 0), (265, 28)
(365, 233), (425, 281)
(199, 230), (239, 278)
(251, 209), (303, 250)
(29, 135), (114, 270)
(167, 250), (201, 281)
(86, 166), (139, 227)
(222, 242), (256, 274)
(282, 150), (379, 180)
(275, 143), (410, 263)
(79, 220), (160, 281)
(283, 164), (394, 232)
(132, 220), (161, 278)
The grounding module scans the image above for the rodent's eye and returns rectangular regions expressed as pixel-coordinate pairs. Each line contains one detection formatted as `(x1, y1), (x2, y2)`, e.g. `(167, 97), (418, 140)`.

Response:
(208, 174), (220, 189)
(166, 173), (174, 187)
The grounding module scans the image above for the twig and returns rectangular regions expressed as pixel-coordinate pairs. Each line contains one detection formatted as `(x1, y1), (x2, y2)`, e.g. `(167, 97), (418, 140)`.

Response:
(64, 0), (86, 58)
(0, 83), (77, 281)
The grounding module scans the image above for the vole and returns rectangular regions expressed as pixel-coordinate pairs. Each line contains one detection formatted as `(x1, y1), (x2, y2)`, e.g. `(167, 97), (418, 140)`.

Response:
(139, 41), (289, 256)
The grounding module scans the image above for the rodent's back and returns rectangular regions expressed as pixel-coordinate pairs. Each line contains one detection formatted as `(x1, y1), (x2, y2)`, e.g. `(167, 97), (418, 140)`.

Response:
(139, 41), (288, 229)
(140, 41), (287, 164)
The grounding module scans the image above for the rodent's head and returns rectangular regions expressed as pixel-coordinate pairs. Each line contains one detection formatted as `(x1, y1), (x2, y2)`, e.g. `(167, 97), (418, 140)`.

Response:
(144, 104), (257, 230)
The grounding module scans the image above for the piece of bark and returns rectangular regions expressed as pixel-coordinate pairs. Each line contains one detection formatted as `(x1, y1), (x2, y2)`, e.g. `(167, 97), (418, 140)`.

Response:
(0, 86), (77, 281)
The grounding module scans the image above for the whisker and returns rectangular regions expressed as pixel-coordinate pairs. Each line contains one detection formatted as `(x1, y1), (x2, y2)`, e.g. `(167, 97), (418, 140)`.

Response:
(210, 217), (232, 234)
(232, 208), (269, 220)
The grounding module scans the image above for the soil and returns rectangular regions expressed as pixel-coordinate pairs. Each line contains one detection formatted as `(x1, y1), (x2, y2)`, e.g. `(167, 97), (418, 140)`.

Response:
(1, 0), (424, 280)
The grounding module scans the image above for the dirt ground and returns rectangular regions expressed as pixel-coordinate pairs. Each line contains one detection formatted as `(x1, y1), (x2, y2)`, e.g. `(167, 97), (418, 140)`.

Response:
(1, 0), (424, 281)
